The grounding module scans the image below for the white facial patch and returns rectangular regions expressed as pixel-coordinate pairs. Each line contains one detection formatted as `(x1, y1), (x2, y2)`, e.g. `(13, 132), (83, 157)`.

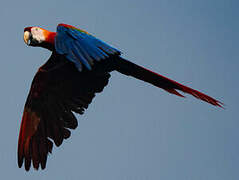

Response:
(31, 27), (46, 43)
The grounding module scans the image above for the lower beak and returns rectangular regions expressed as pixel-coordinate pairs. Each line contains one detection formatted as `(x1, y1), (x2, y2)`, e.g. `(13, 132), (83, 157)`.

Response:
(23, 31), (31, 45)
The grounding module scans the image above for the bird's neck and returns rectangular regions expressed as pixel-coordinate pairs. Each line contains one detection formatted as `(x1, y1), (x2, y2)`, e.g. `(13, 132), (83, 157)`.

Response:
(41, 31), (56, 51)
(46, 32), (56, 44)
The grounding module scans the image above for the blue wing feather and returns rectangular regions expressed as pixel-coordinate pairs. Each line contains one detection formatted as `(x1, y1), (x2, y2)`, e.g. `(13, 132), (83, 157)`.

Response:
(71, 44), (92, 70)
(65, 42), (83, 71)
(55, 24), (121, 71)
(74, 41), (94, 65)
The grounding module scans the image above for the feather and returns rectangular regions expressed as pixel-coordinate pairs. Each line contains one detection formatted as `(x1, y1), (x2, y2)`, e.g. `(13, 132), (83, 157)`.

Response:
(115, 58), (223, 107)
(55, 24), (120, 71)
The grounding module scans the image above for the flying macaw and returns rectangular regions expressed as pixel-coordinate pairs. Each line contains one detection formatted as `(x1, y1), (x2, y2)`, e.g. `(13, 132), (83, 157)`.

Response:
(19, 23), (223, 171)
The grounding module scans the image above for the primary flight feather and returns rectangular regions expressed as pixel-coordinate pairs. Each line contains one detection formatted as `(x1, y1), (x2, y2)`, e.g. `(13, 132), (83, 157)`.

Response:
(18, 23), (223, 171)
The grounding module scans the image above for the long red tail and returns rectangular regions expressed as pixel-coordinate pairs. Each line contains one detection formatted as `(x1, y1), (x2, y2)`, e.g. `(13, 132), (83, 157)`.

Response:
(115, 58), (223, 108)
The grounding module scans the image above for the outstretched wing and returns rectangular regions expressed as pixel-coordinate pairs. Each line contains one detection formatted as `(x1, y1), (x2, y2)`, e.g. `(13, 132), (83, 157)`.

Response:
(18, 52), (111, 171)
(55, 23), (121, 71)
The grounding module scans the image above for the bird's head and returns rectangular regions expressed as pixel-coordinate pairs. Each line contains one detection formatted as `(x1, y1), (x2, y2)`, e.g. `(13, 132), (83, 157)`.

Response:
(23, 26), (56, 51)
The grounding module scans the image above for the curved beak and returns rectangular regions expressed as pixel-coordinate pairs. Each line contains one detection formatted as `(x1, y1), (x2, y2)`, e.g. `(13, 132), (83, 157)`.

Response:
(23, 31), (31, 45)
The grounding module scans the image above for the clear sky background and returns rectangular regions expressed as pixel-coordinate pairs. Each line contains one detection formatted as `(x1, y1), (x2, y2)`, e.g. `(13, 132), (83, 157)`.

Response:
(0, 0), (238, 179)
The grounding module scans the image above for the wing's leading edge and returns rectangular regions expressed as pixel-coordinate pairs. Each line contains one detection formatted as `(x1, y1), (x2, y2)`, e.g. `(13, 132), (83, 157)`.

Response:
(55, 24), (120, 71)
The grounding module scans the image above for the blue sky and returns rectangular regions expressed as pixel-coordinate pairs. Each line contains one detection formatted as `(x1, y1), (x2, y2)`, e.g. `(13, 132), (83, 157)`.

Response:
(0, 0), (238, 179)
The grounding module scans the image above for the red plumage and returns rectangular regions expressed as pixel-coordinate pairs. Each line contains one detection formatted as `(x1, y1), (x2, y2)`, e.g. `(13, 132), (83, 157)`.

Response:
(115, 58), (223, 107)
(18, 24), (223, 171)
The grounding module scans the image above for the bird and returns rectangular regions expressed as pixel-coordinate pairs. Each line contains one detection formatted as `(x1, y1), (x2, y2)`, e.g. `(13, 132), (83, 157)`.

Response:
(18, 23), (223, 171)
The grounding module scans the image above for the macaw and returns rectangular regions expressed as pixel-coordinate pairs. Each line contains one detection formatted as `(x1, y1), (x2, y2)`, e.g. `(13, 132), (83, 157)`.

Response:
(19, 23), (223, 171)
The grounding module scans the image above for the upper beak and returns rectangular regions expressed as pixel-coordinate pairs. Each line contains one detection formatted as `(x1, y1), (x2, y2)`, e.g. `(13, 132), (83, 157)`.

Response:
(23, 31), (31, 45)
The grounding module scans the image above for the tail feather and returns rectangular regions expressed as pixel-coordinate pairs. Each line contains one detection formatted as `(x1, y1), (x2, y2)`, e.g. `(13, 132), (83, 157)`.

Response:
(114, 58), (223, 108)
